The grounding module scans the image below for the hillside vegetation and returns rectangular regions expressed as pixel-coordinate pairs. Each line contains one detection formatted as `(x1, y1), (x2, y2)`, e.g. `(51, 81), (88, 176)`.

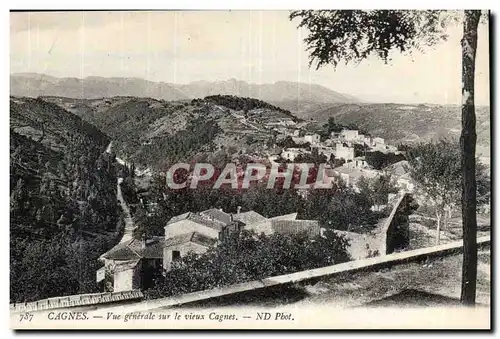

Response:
(10, 97), (120, 303)
(43, 95), (297, 169)
(204, 94), (300, 122)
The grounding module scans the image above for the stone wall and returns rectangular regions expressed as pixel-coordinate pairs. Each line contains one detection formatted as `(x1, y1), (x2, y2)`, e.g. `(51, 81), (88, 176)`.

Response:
(10, 290), (144, 313)
(334, 192), (417, 260)
(97, 236), (490, 312)
(333, 230), (380, 260)
(16, 236), (490, 314)
(163, 242), (210, 272)
(114, 263), (142, 292)
(379, 193), (419, 255)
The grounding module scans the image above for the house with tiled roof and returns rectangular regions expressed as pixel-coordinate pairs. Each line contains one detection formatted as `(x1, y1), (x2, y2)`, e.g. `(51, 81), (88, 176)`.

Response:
(162, 208), (245, 272)
(232, 209), (267, 225)
(199, 208), (233, 224)
(99, 206), (321, 292)
(163, 232), (218, 271)
(99, 236), (164, 292)
(241, 212), (319, 238)
(165, 212), (222, 239)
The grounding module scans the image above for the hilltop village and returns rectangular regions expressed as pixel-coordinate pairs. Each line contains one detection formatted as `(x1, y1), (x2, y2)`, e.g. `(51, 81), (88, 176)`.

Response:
(98, 120), (416, 293)
(269, 127), (411, 192)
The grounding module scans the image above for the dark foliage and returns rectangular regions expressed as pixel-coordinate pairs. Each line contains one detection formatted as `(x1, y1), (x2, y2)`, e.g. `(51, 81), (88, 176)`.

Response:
(276, 136), (310, 149)
(290, 10), (449, 69)
(134, 117), (221, 169)
(132, 167), (381, 240)
(144, 229), (350, 299)
(10, 99), (120, 303)
(365, 151), (406, 170)
(202, 94), (300, 122)
(321, 117), (370, 138)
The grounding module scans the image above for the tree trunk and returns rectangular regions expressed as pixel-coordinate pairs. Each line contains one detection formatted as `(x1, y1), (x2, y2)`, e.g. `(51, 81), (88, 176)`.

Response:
(435, 212), (441, 245)
(460, 10), (481, 306)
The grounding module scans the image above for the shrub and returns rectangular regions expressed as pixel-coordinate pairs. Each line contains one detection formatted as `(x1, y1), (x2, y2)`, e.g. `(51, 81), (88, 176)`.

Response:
(144, 229), (350, 299)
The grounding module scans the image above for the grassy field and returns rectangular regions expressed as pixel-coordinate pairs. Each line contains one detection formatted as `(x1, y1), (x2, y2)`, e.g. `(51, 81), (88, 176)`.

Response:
(296, 248), (490, 308)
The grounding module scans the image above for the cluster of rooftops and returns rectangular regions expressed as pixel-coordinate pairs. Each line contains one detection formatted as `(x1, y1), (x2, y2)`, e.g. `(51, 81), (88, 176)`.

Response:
(100, 208), (320, 263)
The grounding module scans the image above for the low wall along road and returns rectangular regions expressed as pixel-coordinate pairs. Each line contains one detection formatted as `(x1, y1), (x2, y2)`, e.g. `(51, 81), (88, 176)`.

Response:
(99, 235), (491, 312)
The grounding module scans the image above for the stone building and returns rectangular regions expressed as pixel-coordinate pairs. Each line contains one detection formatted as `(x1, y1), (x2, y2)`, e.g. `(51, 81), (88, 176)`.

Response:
(163, 232), (217, 271)
(99, 207), (323, 292)
(335, 143), (355, 161)
(99, 236), (164, 292)
(281, 148), (310, 161)
(341, 129), (359, 142)
(304, 133), (321, 145)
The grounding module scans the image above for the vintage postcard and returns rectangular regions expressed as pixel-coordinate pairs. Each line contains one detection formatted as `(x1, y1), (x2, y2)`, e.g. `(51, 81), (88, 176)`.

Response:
(9, 9), (491, 330)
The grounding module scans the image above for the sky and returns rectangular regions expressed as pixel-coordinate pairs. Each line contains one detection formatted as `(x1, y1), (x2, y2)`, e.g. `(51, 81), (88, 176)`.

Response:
(10, 10), (490, 105)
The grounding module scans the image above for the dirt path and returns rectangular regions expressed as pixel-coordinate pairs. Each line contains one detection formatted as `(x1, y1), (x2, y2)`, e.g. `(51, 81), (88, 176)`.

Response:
(117, 178), (136, 243)
(106, 141), (136, 243)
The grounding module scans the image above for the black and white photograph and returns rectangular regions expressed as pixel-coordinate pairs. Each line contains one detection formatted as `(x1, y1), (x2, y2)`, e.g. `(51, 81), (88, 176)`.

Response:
(8, 9), (491, 330)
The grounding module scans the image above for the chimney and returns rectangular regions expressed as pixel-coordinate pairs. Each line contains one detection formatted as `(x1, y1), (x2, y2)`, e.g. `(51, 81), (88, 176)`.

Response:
(237, 206), (242, 215)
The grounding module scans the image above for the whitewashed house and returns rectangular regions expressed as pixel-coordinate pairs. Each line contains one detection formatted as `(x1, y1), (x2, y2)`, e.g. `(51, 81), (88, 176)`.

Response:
(333, 167), (381, 190)
(304, 133), (321, 145)
(344, 156), (369, 169)
(341, 129), (359, 142)
(281, 148), (310, 161)
(335, 143), (355, 161)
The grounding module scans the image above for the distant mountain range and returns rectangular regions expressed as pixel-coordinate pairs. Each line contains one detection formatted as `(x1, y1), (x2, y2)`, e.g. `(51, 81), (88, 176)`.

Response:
(10, 73), (360, 104)
(10, 73), (490, 166)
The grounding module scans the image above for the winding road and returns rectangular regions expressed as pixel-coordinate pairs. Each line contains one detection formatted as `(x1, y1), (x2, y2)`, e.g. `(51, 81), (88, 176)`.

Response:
(106, 142), (136, 243)
(116, 179), (136, 243)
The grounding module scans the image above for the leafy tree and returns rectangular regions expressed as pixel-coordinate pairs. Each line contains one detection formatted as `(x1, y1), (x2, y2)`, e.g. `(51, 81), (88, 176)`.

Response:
(290, 10), (486, 305)
(294, 148), (328, 165)
(365, 151), (406, 170)
(357, 174), (399, 210)
(406, 140), (489, 245)
(302, 187), (379, 232)
(353, 143), (369, 158)
(326, 117), (341, 133)
(277, 136), (310, 149)
(145, 229), (350, 299)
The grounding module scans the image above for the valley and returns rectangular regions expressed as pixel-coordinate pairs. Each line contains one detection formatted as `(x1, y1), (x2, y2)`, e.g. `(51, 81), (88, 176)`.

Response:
(9, 84), (491, 305)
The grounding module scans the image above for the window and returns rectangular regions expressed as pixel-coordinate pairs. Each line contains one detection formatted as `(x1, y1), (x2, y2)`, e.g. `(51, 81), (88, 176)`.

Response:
(172, 250), (181, 261)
